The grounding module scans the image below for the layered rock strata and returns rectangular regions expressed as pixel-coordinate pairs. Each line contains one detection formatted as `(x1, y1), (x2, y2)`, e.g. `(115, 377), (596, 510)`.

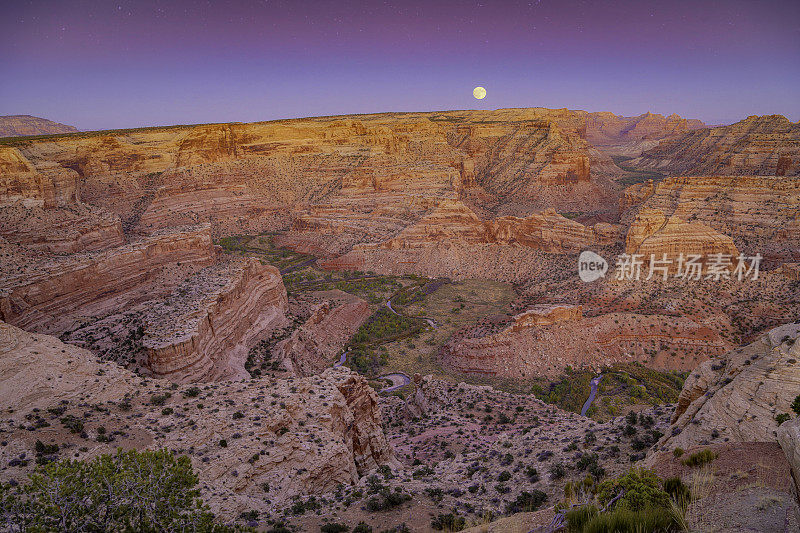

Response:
(441, 311), (729, 378)
(318, 200), (622, 280)
(275, 291), (370, 377)
(143, 258), (289, 382)
(1, 108), (631, 251)
(631, 114), (800, 176)
(0, 201), (124, 253)
(586, 111), (706, 156)
(625, 209), (739, 267)
(654, 322), (800, 451)
(621, 175), (800, 264)
(0, 225), (215, 333)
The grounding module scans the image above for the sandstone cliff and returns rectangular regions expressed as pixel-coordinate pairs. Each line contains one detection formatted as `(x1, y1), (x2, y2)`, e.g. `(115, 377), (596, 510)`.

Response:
(653, 322), (800, 451)
(275, 292), (370, 377)
(621, 175), (800, 264)
(441, 310), (728, 378)
(143, 258), (289, 382)
(586, 111), (706, 157)
(0, 225), (215, 334)
(1, 108), (627, 253)
(631, 115), (800, 176)
(625, 208), (739, 266)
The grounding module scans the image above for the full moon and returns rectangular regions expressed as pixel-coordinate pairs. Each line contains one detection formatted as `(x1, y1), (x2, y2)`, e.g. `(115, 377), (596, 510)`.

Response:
(473, 86), (486, 99)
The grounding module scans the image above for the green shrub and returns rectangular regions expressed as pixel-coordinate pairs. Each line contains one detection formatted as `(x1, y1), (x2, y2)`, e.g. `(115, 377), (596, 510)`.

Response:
(184, 386), (201, 398)
(431, 513), (467, 531)
(506, 490), (547, 513)
(59, 415), (84, 434)
(353, 522), (372, 533)
(596, 468), (670, 512)
(565, 505), (599, 531)
(792, 394), (800, 416)
(663, 476), (690, 503)
(776, 413), (791, 425)
(672, 447), (684, 458)
(682, 449), (717, 468)
(0, 449), (232, 532)
(150, 393), (169, 406)
(579, 506), (679, 533)
(365, 489), (411, 512)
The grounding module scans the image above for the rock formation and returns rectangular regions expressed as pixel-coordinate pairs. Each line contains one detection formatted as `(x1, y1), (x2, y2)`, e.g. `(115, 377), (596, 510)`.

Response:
(275, 291), (370, 376)
(621, 175), (800, 264)
(625, 208), (739, 267)
(317, 200), (622, 280)
(143, 258), (289, 382)
(586, 111), (706, 156)
(0, 225), (215, 334)
(441, 311), (728, 378)
(354, 199), (620, 253)
(631, 114), (800, 176)
(0, 115), (78, 137)
(0, 201), (125, 253)
(509, 304), (582, 329)
(0, 108), (629, 251)
(654, 322), (800, 450)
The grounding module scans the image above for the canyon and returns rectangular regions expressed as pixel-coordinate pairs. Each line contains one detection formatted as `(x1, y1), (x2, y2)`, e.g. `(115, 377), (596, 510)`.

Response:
(0, 320), (395, 521)
(143, 257), (289, 382)
(1, 107), (799, 531)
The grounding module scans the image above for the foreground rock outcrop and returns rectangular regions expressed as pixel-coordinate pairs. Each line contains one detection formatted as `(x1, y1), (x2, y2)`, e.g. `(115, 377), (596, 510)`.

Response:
(143, 258), (289, 382)
(654, 322), (800, 451)
(0, 320), (396, 521)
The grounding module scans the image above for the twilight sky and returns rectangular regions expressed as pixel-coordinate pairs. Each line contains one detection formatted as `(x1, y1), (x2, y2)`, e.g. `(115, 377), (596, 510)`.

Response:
(2, 0), (799, 131)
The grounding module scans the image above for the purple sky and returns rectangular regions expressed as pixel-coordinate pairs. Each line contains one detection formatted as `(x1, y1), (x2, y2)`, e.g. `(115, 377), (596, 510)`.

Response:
(2, 0), (799, 130)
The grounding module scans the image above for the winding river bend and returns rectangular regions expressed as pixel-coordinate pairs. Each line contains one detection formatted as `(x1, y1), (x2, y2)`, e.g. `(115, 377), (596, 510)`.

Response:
(580, 375), (603, 416)
(333, 294), (436, 392)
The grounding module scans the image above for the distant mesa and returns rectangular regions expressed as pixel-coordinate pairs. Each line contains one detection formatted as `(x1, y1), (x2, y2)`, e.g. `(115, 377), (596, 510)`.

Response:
(0, 115), (78, 138)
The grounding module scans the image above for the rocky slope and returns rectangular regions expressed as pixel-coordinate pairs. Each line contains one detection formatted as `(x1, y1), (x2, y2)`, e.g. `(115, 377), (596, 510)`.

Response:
(0, 320), (395, 521)
(0, 115), (78, 137)
(631, 114), (800, 176)
(0, 201), (125, 253)
(143, 258), (289, 382)
(441, 306), (729, 378)
(652, 321), (800, 451)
